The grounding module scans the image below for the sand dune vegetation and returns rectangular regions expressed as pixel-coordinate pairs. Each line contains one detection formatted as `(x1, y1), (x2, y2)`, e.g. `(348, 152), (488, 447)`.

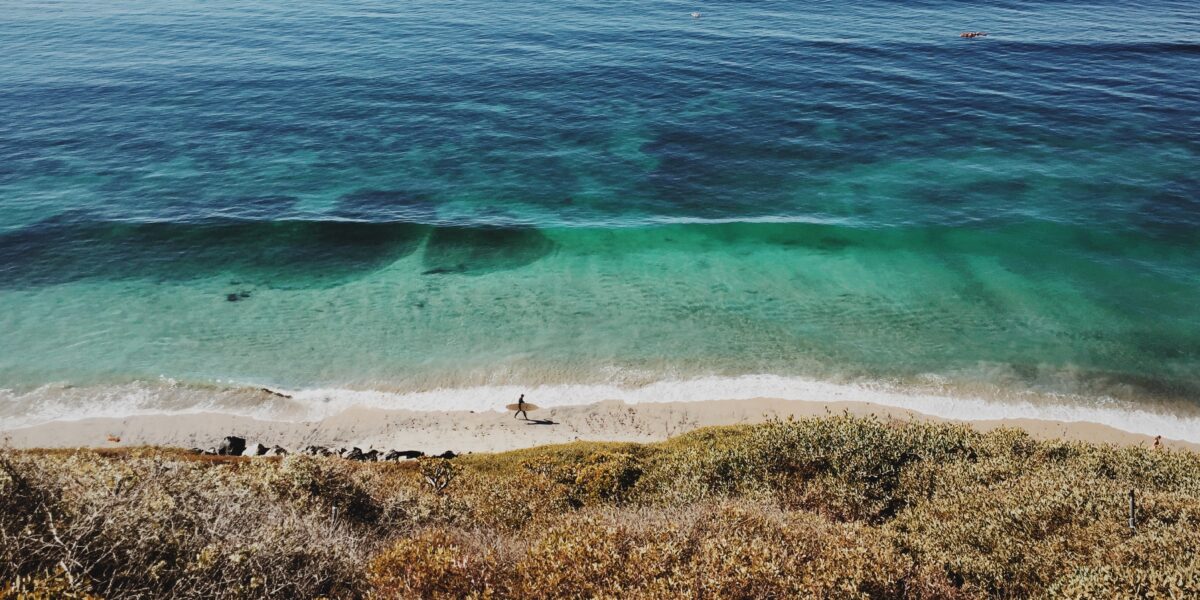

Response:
(3, 414), (1199, 599)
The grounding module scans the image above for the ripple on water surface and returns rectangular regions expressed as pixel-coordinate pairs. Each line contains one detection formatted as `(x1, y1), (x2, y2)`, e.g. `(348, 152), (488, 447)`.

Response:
(0, 0), (1198, 422)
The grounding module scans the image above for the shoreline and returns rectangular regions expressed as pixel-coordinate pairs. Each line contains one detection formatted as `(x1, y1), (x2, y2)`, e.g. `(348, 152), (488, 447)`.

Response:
(4, 397), (1195, 453)
(7, 372), (1200, 444)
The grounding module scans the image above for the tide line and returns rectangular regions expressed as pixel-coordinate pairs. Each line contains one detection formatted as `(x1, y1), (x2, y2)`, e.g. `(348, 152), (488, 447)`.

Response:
(284, 374), (1200, 443)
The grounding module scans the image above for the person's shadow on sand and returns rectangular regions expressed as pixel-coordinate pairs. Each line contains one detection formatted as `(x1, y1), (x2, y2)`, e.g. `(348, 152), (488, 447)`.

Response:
(525, 418), (557, 425)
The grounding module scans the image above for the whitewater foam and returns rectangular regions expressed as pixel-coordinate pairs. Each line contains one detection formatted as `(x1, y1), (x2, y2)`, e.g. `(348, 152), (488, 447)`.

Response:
(5, 374), (1198, 443)
(283, 375), (1200, 442)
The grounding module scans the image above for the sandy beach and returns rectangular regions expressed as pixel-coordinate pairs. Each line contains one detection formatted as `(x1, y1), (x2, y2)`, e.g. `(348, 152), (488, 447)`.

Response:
(4, 397), (1194, 453)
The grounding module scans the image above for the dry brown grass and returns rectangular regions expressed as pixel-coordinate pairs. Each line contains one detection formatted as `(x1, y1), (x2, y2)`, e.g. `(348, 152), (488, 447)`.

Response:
(4, 414), (1199, 599)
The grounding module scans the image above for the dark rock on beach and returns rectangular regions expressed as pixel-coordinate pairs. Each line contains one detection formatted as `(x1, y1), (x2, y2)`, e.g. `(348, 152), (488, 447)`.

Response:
(240, 443), (440, 461)
(218, 436), (246, 456)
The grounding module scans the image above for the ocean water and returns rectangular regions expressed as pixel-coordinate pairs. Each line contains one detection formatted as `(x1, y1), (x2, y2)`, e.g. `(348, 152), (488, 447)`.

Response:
(2, 0), (1199, 436)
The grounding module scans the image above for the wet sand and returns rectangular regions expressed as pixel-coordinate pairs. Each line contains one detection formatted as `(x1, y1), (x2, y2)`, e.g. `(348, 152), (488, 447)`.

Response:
(4, 397), (1194, 453)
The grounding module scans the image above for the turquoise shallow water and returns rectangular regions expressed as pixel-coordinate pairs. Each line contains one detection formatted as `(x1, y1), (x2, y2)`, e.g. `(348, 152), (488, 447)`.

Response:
(1, 0), (1198, 427)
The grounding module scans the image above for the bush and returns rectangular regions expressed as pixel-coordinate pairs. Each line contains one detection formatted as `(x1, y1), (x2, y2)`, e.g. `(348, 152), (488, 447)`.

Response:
(637, 414), (978, 520)
(0, 450), (367, 598)
(269, 454), (382, 524)
(368, 502), (955, 599)
(5, 415), (1200, 599)
(368, 529), (505, 599)
(1049, 529), (1200, 598)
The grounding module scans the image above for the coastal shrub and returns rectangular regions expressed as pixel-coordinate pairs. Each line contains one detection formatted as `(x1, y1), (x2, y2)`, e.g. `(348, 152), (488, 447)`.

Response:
(743, 415), (978, 521)
(367, 502), (960, 599)
(419, 458), (460, 494)
(515, 449), (644, 505)
(559, 502), (906, 598)
(636, 414), (979, 520)
(892, 466), (1122, 596)
(890, 444), (1200, 598)
(377, 477), (440, 530)
(449, 470), (573, 531)
(1, 566), (101, 599)
(270, 454), (382, 524)
(0, 450), (368, 599)
(5, 415), (1200, 599)
(1047, 527), (1200, 598)
(632, 425), (768, 503)
(0, 453), (64, 583)
(572, 450), (643, 502)
(368, 528), (506, 599)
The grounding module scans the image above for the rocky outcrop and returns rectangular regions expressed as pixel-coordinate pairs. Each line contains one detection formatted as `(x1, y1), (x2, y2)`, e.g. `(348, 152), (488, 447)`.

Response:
(202, 439), (453, 461)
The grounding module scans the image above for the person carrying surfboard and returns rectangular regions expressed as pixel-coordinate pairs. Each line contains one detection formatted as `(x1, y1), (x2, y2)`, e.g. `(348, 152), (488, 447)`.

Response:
(513, 394), (529, 420)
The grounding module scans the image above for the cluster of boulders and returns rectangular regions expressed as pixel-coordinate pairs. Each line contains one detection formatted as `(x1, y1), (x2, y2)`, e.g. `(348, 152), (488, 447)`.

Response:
(189, 436), (456, 462)
(300, 446), (457, 461)
(189, 436), (285, 457)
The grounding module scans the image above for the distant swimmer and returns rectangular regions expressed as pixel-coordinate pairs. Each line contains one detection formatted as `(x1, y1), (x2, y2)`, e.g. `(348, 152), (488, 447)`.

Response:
(960, 32), (988, 38)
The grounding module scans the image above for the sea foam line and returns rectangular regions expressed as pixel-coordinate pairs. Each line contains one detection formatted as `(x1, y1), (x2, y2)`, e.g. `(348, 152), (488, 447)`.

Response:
(283, 374), (1200, 443)
(3, 375), (1197, 443)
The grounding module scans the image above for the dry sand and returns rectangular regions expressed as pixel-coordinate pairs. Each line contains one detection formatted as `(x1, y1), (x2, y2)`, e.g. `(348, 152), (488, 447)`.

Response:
(3, 397), (1195, 453)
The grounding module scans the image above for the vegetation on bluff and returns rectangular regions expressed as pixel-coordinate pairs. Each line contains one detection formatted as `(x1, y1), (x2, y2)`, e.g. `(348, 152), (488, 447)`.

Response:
(3, 414), (1199, 599)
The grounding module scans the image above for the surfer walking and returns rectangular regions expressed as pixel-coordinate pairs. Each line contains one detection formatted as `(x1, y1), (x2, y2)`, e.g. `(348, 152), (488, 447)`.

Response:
(514, 394), (529, 420)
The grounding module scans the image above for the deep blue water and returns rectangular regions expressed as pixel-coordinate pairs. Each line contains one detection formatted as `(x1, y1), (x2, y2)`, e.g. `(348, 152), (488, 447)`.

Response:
(1, 0), (1198, 428)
